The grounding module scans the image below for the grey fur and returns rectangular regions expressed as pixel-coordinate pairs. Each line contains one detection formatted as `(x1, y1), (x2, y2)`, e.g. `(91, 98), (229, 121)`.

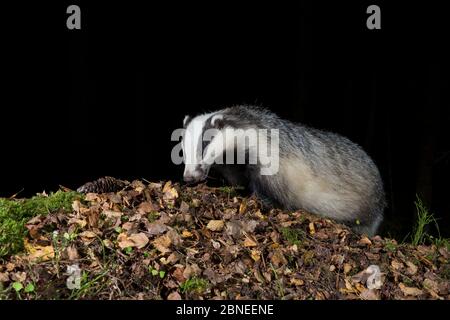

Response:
(184, 105), (386, 236)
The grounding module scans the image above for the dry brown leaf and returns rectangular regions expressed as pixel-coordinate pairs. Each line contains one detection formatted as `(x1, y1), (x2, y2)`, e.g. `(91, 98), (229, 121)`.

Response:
(172, 267), (186, 282)
(163, 181), (179, 202)
(391, 259), (404, 270)
(85, 193), (101, 202)
(239, 201), (247, 214)
(6, 263), (15, 272)
(167, 291), (182, 300)
(183, 264), (201, 279)
(79, 231), (97, 238)
(0, 272), (10, 283)
(270, 249), (287, 267)
(179, 201), (190, 213)
(103, 210), (122, 220)
(153, 234), (172, 254)
(250, 249), (261, 262)
(344, 263), (352, 274)
(24, 240), (55, 262)
(360, 289), (380, 300)
(66, 245), (79, 261)
(68, 218), (87, 228)
(137, 201), (156, 214)
(423, 278), (439, 293)
(405, 261), (418, 275)
(399, 283), (423, 296)
(10, 271), (26, 282)
(146, 222), (167, 236)
(243, 237), (257, 247)
(206, 220), (224, 232)
(166, 230), (182, 247)
(117, 232), (149, 249)
(182, 230), (193, 238)
(290, 278), (304, 286)
(357, 236), (372, 246)
(309, 222), (315, 235)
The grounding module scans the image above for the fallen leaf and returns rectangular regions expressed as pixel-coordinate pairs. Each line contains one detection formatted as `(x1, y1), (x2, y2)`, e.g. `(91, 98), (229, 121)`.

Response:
(360, 289), (380, 300)
(79, 231), (97, 238)
(243, 237), (257, 247)
(423, 278), (439, 293)
(153, 234), (172, 254)
(206, 220), (224, 232)
(344, 263), (352, 274)
(24, 240), (55, 262)
(250, 249), (261, 262)
(399, 283), (423, 296)
(391, 259), (404, 270)
(357, 236), (372, 246)
(6, 263), (15, 272)
(167, 291), (182, 300)
(66, 245), (79, 261)
(182, 230), (193, 238)
(137, 201), (156, 214)
(270, 249), (287, 267)
(405, 261), (418, 275)
(309, 222), (315, 235)
(172, 267), (186, 282)
(290, 278), (304, 286)
(166, 230), (182, 247)
(146, 222), (168, 236)
(11, 272), (26, 282)
(117, 232), (149, 249)
(239, 201), (247, 214)
(0, 272), (10, 283)
(179, 201), (190, 213)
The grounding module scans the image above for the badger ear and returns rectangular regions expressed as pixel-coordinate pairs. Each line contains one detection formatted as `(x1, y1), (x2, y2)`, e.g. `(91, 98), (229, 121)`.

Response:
(211, 114), (224, 129)
(183, 115), (192, 128)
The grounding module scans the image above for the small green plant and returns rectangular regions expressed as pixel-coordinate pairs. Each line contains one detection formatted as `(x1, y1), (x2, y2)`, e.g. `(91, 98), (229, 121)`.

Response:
(24, 283), (35, 293)
(147, 211), (159, 222)
(180, 277), (209, 294)
(63, 231), (78, 243)
(270, 263), (285, 298)
(68, 269), (109, 300)
(384, 240), (397, 252)
(431, 237), (450, 251)
(280, 227), (305, 246)
(148, 266), (165, 279)
(411, 195), (436, 246)
(124, 246), (133, 255)
(217, 186), (244, 198)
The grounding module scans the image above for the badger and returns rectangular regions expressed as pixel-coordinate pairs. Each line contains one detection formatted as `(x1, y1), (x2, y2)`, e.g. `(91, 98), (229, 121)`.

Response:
(180, 105), (386, 236)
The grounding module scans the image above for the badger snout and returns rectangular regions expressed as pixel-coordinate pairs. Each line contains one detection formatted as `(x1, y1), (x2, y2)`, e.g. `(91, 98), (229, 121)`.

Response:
(183, 165), (208, 184)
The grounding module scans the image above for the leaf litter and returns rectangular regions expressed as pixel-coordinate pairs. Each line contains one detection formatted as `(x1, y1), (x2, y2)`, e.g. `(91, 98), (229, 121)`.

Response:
(0, 179), (449, 300)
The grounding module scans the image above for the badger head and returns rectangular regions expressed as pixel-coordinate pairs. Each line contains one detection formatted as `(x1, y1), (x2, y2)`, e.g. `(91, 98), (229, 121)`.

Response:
(181, 111), (227, 184)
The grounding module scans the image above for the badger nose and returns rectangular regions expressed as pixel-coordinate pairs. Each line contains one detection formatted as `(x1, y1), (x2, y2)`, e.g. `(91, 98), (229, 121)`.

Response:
(183, 175), (196, 183)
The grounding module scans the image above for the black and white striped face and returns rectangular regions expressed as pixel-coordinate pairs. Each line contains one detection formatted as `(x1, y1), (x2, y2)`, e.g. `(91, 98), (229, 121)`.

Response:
(181, 112), (225, 183)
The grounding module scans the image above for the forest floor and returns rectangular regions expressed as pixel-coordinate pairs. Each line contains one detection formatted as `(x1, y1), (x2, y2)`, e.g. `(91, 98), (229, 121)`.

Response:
(0, 179), (449, 300)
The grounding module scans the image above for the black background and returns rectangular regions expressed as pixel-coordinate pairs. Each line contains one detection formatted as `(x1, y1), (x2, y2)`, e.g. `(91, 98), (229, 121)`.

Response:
(1, 1), (448, 238)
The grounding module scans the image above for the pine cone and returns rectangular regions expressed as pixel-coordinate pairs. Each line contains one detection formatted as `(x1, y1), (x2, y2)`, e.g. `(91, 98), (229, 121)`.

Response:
(77, 176), (127, 194)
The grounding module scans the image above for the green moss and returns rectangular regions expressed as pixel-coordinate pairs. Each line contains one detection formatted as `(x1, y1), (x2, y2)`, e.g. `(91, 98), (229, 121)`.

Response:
(180, 277), (209, 294)
(0, 191), (82, 258)
(384, 240), (397, 252)
(217, 186), (244, 198)
(280, 227), (305, 246)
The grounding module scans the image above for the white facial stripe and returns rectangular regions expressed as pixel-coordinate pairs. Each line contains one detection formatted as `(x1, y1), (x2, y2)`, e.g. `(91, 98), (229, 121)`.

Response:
(183, 111), (217, 166)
